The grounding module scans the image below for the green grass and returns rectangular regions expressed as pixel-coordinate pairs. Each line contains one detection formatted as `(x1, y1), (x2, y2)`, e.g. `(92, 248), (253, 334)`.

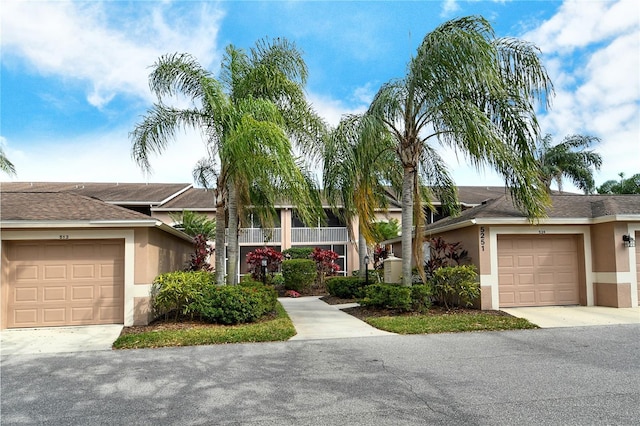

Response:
(364, 312), (538, 334)
(113, 303), (296, 349)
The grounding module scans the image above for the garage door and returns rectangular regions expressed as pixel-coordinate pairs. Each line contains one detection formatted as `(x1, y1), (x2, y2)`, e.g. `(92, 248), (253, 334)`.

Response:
(5, 240), (124, 328)
(636, 231), (640, 303)
(498, 235), (580, 307)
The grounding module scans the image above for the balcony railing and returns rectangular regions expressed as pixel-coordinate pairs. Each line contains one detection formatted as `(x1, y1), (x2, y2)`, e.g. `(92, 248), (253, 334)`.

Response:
(291, 227), (348, 243)
(226, 228), (282, 244)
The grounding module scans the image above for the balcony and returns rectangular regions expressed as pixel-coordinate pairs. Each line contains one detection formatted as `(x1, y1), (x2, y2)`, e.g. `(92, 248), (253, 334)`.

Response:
(291, 227), (348, 243)
(226, 228), (282, 244)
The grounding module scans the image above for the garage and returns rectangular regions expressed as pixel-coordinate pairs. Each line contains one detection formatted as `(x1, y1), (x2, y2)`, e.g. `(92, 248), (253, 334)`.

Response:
(636, 231), (640, 303)
(498, 234), (580, 307)
(4, 239), (124, 328)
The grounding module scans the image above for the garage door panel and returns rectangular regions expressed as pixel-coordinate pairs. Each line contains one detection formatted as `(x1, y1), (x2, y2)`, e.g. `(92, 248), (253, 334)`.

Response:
(43, 287), (66, 301)
(5, 240), (124, 328)
(498, 235), (580, 307)
(16, 265), (38, 281)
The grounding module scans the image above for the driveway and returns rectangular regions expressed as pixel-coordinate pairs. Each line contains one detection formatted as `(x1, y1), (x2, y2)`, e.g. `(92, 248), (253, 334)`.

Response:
(0, 325), (123, 355)
(501, 306), (640, 328)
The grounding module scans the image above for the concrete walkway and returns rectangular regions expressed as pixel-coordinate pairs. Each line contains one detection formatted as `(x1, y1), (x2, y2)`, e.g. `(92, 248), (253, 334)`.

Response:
(501, 306), (640, 328)
(278, 296), (396, 340)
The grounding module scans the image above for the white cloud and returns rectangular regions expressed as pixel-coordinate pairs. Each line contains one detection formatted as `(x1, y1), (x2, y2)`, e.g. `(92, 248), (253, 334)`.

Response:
(523, 0), (640, 189)
(307, 92), (368, 128)
(1, 0), (224, 108)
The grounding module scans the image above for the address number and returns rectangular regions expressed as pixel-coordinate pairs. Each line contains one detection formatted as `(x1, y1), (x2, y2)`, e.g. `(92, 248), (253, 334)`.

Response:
(59, 235), (70, 240)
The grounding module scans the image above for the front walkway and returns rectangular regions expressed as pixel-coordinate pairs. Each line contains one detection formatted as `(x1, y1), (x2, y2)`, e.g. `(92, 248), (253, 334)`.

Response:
(278, 296), (396, 340)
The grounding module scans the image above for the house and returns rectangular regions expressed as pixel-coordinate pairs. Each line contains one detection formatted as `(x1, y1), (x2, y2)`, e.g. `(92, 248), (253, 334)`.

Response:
(386, 194), (640, 310)
(0, 189), (193, 329)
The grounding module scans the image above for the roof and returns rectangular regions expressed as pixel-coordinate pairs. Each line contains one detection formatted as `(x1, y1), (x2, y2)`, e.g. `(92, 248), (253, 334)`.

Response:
(155, 187), (217, 210)
(0, 182), (191, 205)
(423, 194), (640, 233)
(0, 192), (155, 221)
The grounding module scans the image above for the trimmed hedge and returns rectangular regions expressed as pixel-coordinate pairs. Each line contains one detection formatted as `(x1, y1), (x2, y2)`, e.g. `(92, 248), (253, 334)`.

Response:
(281, 259), (316, 291)
(360, 283), (432, 312)
(282, 247), (314, 259)
(326, 276), (367, 299)
(151, 271), (277, 325)
(429, 265), (479, 309)
(192, 283), (277, 324)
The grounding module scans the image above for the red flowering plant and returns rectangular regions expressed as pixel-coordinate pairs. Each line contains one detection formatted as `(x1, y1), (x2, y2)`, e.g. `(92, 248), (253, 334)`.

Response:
(246, 247), (283, 283)
(284, 290), (300, 298)
(186, 234), (214, 272)
(310, 247), (340, 288)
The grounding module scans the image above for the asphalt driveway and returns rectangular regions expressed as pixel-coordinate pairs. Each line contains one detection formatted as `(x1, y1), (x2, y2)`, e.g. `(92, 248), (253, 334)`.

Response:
(2, 325), (639, 425)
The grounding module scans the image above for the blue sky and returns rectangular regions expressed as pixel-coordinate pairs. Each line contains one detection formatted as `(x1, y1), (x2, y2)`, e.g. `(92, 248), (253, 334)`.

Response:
(1, 0), (638, 191)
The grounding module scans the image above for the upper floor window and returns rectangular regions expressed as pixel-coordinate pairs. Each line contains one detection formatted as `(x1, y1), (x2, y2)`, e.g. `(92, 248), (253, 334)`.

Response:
(291, 209), (345, 228)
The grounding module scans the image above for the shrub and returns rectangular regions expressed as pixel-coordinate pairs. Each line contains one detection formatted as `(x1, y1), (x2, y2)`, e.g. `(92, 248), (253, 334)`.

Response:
(429, 265), (480, 309)
(410, 284), (433, 313)
(360, 283), (412, 311)
(282, 247), (314, 259)
(152, 271), (215, 319)
(424, 237), (469, 278)
(186, 234), (214, 272)
(281, 259), (316, 291)
(310, 247), (340, 288)
(326, 276), (367, 299)
(192, 283), (277, 324)
(246, 247), (283, 283)
(351, 269), (383, 283)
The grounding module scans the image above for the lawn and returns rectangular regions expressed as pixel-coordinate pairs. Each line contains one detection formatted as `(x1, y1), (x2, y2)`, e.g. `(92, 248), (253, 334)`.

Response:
(113, 302), (296, 349)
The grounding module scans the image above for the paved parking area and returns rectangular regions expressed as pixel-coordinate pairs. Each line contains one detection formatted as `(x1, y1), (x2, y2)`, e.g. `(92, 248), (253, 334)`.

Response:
(501, 306), (640, 328)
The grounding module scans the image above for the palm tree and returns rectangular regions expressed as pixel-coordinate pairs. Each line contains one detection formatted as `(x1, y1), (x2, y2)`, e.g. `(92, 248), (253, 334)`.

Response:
(364, 16), (554, 285)
(131, 39), (325, 285)
(169, 210), (216, 239)
(536, 134), (602, 193)
(323, 114), (403, 277)
(0, 147), (16, 176)
(597, 172), (640, 194)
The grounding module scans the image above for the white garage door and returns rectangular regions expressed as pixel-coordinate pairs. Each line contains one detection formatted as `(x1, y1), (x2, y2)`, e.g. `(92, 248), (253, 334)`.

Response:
(5, 240), (124, 328)
(498, 235), (580, 307)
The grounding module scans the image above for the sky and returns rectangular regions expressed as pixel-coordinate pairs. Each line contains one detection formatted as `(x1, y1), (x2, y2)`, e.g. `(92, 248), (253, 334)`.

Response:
(1, 0), (639, 192)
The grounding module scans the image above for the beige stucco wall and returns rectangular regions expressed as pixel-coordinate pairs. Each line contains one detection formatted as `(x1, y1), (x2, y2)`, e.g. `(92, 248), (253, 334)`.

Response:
(590, 222), (633, 308)
(133, 227), (193, 325)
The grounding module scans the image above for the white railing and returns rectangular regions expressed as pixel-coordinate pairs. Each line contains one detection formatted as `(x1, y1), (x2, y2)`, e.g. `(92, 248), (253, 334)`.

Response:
(226, 228), (282, 244)
(291, 227), (348, 243)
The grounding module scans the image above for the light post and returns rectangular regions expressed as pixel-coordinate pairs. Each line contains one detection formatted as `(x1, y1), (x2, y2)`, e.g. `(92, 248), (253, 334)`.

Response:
(364, 254), (370, 286)
(261, 257), (268, 285)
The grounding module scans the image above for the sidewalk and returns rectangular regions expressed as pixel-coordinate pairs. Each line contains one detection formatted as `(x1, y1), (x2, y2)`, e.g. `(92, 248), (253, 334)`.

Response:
(278, 296), (396, 340)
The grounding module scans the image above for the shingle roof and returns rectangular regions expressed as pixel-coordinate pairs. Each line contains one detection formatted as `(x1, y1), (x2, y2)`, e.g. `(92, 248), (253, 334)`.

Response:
(0, 192), (154, 221)
(424, 194), (640, 232)
(1, 182), (191, 204)
(156, 187), (217, 209)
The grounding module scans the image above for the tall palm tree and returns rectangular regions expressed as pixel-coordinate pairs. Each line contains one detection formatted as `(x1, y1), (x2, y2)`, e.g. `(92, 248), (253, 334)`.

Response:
(364, 16), (554, 285)
(536, 134), (602, 194)
(131, 39), (325, 285)
(0, 147), (16, 176)
(323, 114), (403, 277)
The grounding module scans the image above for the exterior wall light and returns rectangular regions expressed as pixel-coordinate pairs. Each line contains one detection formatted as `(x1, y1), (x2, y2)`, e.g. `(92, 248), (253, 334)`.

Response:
(622, 234), (635, 248)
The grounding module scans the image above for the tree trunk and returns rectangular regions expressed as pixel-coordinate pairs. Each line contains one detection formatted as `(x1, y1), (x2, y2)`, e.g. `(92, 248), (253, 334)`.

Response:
(214, 188), (226, 286)
(227, 183), (239, 285)
(401, 166), (415, 286)
(358, 230), (367, 279)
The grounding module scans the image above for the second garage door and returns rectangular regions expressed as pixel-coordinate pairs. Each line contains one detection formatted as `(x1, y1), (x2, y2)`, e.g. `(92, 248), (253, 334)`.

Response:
(4, 239), (125, 328)
(498, 235), (580, 307)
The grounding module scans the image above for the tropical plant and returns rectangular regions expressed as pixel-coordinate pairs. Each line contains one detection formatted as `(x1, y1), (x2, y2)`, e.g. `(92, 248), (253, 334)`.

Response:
(186, 234), (214, 272)
(281, 259), (316, 291)
(310, 247), (340, 288)
(371, 219), (401, 243)
(535, 134), (602, 193)
(359, 16), (553, 285)
(0, 147), (16, 176)
(424, 237), (469, 279)
(323, 114), (403, 278)
(597, 173), (640, 194)
(245, 247), (283, 283)
(131, 38), (325, 286)
(428, 265), (480, 309)
(169, 210), (216, 239)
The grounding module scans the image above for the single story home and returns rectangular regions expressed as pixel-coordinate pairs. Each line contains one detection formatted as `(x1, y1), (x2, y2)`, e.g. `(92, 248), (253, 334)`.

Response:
(0, 191), (193, 329)
(387, 194), (640, 310)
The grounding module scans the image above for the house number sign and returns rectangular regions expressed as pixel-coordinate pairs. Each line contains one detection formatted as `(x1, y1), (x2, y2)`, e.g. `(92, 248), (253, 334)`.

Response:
(479, 227), (486, 251)
(59, 235), (70, 240)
